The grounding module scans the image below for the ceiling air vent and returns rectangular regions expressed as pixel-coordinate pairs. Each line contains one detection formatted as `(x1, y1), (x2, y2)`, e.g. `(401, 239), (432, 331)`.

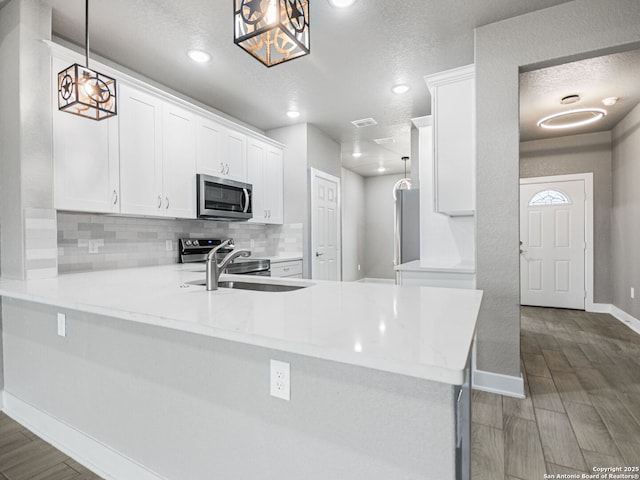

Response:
(351, 117), (378, 128)
(374, 137), (396, 145)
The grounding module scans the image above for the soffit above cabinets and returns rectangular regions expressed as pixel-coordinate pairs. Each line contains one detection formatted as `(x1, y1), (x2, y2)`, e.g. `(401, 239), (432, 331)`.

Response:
(41, 0), (574, 175)
(520, 48), (640, 142)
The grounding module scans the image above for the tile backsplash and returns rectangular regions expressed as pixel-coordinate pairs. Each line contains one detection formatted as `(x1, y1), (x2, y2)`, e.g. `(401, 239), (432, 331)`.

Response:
(57, 212), (303, 274)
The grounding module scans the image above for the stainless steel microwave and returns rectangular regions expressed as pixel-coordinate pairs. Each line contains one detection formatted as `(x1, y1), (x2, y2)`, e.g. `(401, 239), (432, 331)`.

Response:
(197, 174), (252, 221)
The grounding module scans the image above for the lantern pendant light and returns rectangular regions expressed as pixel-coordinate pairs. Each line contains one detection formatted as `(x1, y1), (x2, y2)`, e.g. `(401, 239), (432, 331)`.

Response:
(234, 0), (310, 67)
(392, 156), (412, 200)
(57, 0), (117, 120)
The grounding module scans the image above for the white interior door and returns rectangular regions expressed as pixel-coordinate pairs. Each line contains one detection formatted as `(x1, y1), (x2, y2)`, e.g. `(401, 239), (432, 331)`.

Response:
(311, 169), (340, 281)
(520, 179), (585, 309)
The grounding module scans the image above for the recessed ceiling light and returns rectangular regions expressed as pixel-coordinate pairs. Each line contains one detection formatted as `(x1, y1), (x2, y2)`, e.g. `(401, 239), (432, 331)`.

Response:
(537, 107), (607, 130)
(377, 166), (386, 173)
(602, 97), (619, 106)
(391, 84), (410, 95)
(560, 94), (580, 105)
(328, 0), (357, 7)
(352, 152), (362, 158)
(286, 110), (300, 119)
(187, 49), (211, 63)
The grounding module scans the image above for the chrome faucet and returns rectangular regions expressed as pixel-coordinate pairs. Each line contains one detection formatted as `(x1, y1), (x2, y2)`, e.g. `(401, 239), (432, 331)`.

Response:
(205, 239), (251, 291)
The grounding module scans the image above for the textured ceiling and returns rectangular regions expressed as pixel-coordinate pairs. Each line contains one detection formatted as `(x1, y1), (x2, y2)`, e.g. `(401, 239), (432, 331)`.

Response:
(42, 0), (574, 176)
(520, 49), (640, 142)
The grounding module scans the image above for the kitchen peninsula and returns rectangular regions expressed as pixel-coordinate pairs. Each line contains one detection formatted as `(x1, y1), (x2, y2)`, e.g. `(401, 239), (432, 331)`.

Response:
(0, 265), (482, 480)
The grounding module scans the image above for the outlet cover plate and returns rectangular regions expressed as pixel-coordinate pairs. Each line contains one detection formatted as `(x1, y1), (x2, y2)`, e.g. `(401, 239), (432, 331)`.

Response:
(270, 360), (290, 401)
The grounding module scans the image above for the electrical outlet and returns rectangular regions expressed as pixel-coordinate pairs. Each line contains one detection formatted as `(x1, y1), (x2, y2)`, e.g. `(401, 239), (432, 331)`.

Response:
(57, 313), (66, 337)
(88, 239), (104, 254)
(270, 360), (290, 401)
(166, 240), (173, 252)
(632, 287), (635, 299)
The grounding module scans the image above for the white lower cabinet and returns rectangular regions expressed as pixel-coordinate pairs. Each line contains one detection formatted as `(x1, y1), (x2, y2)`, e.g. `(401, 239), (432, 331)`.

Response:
(271, 259), (303, 279)
(52, 56), (120, 213)
(119, 84), (196, 219)
(247, 138), (283, 224)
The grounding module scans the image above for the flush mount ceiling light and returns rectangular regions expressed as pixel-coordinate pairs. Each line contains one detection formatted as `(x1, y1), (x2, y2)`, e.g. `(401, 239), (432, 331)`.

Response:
(391, 84), (410, 95)
(286, 110), (300, 118)
(537, 107), (607, 130)
(328, 0), (357, 7)
(187, 49), (212, 63)
(234, 0), (310, 67)
(602, 97), (619, 106)
(57, 0), (116, 120)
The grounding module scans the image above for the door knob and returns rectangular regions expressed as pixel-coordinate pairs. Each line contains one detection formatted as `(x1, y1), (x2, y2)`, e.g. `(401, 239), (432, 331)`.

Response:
(315, 252), (324, 257)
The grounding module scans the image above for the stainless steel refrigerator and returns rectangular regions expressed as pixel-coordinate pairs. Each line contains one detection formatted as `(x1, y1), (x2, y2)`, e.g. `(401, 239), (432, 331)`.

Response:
(393, 189), (420, 266)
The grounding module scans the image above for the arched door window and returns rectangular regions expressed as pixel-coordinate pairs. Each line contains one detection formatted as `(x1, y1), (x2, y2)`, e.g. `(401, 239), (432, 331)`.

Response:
(528, 189), (571, 206)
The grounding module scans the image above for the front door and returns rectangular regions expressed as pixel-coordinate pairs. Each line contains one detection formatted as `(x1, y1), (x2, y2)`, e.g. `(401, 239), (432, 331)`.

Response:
(520, 179), (585, 309)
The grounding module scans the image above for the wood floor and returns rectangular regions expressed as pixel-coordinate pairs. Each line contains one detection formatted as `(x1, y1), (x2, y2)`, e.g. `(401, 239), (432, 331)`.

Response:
(1, 306), (638, 479)
(0, 413), (102, 480)
(472, 306), (640, 480)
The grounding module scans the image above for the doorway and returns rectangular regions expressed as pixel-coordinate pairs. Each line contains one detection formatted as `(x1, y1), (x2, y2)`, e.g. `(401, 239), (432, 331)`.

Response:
(310, 168), (341, 281)
(520, 173), (594, 310)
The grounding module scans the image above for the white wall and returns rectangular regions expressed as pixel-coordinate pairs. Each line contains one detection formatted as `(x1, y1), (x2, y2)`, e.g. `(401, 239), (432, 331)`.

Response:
(520, 131), (613, 304)
(416, 122), (475, 267)
(341, 168), (365, 281)
(475, 0), (640, 378)
(363, 174), (403, 280)
(612, 101), (640, 320)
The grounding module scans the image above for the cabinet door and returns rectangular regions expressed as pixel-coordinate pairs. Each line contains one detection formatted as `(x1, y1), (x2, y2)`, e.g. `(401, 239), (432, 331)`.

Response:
(52, 56), (119, 213)
(264, 145), (284, 225)
(222, 128), (247, 181)
(247, 138), (267, 223)
(119, 84), (163, 216)
(196, 118), (224, 177)
(162, 103), (197, 219)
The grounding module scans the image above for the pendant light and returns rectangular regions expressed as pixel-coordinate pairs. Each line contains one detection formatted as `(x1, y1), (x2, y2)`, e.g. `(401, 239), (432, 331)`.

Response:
(392, 156), (412, 200)
(234, 0), (310, 67)
(57, 0), (117, 120)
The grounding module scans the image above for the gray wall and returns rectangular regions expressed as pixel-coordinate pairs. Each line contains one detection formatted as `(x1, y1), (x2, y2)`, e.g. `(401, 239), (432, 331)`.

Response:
(363, 174), (403, 280)
(0, 0), (53, 280)
(612, 101), (640, 319)
(3, 298), (456, 480)
(266, 123), (342, 279)
(520, 131), (612, 304)
(341, 168), (365, 282)
(475, 0), (640, 377)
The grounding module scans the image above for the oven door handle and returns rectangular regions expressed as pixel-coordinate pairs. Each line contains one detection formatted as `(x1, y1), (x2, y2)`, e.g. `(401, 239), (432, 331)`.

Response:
(242, 188), (250, 213)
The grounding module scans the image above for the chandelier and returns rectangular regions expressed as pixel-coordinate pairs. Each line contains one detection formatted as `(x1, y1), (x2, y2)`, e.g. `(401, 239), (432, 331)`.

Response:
(57, 0), (117, 120)
(234, 0), (310, 67)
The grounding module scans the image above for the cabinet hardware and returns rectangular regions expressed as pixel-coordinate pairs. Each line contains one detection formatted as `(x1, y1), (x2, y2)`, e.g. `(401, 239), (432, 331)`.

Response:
(157, 195), (162, 208)
(165, 196), (170, 209)
(283, 267), (290, 272)
(112, 190), (118, 205)
(220, 163), (225, 174)
(224, 164), (230, 175)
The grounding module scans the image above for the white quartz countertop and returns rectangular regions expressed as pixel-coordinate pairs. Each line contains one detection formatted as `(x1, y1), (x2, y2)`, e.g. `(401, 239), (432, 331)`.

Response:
(394, 260), (476, 274)
(0, 265), (482, 385)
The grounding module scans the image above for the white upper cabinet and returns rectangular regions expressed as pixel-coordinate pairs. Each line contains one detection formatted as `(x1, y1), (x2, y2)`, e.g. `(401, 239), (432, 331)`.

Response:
(247, 137), (283, 225)
(196, 118), (223, 178)
(162, 103), (197, 219)
(221, 128), (247, 182)
(119, 84), (164, 217)
(52, 56), (120, 213)
(119, 84), (196, 219)
(425, 64), (475, 216)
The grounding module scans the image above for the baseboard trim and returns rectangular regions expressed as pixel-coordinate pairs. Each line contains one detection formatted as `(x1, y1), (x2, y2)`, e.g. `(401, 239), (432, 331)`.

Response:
(610, 305), (640, 335)
(472, 369), (525, 398)
(0, 390), (4, 411)
(586, 303), (612, 314)
(1, 391), (166, 480)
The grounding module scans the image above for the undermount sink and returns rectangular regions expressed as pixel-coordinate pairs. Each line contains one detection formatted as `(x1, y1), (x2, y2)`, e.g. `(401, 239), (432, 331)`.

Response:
(186, 279), (307, 292)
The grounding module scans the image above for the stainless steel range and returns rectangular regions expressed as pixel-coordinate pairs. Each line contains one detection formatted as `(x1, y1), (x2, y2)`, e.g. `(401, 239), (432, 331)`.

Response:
(179, 238), (270, 276)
